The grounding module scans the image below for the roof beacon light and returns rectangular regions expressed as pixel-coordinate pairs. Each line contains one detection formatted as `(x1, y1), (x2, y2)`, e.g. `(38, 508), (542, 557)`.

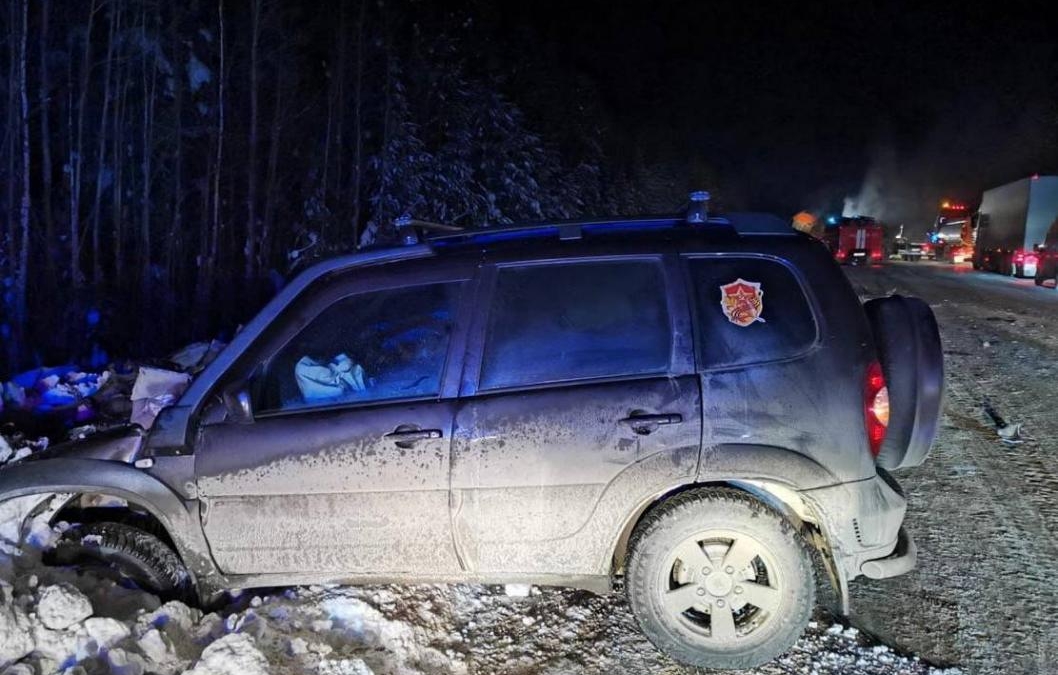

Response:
(686, 191), (711, 224)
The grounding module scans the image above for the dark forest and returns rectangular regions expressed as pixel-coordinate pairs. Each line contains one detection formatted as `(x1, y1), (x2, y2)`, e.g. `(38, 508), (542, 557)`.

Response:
(0, 0), (713, 374)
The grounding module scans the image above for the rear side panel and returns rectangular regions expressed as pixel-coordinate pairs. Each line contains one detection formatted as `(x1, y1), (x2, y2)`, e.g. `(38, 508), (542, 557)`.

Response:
(683, 237), (877, 484)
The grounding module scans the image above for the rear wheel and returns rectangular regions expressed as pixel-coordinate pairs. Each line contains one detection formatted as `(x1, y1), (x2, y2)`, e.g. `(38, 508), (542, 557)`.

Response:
(48, 522), (192, 601)
(625, 488), (814, 670)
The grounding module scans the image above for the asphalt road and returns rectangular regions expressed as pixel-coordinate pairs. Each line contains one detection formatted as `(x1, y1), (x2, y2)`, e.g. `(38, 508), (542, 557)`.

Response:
(844, 260), (1058, 675)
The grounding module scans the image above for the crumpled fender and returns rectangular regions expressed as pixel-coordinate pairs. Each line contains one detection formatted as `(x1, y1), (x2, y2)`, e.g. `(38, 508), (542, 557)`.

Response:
(697, 444), (844, 489)
(0, 458), (217, 588)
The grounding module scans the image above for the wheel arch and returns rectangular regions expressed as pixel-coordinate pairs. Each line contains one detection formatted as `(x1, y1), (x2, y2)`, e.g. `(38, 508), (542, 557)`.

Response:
(610, 477), (849, 613)
(0, 458), (218, 596)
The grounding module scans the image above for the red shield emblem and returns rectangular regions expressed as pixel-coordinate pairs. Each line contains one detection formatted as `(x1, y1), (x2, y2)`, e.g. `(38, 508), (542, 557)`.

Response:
(719, 278), (765, 327)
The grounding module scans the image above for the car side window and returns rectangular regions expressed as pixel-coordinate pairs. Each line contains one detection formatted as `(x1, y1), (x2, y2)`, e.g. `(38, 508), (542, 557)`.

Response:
(480, 260), (671, 390)
(685, 257), (817, 370)
(258, 282), (461, 412)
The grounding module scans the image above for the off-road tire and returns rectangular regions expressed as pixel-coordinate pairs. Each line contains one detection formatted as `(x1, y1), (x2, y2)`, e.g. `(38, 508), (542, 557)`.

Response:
(50, 521), (192, 601)
(625, 488), (814, 670)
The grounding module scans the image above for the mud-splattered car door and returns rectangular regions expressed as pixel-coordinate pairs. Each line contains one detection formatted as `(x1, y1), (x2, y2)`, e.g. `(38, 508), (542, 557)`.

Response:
(194, 263), (475, 577)
(451, 255), (701, 577)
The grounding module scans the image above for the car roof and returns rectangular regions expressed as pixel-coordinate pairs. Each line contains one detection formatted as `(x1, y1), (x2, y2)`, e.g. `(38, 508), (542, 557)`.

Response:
(152, 211), (819, 451)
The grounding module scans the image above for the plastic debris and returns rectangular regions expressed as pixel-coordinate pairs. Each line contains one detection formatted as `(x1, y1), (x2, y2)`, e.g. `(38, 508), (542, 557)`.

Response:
(129, 367), (192, 430)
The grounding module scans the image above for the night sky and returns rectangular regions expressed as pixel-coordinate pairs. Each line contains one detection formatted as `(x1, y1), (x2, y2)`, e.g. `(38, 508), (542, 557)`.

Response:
(489, 0), (1057, 233)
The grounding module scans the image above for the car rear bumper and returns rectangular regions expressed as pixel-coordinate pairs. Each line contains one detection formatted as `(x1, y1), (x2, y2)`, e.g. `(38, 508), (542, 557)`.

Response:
(800, 470), (911, 581)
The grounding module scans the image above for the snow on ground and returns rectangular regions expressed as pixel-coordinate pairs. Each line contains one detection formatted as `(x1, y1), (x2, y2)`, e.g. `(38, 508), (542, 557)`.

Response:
(0, 500), (960, 675)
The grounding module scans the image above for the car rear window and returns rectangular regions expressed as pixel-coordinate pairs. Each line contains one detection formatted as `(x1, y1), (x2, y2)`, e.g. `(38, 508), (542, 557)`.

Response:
(685, 256), (817, 370)
(480, 259), (671, 390)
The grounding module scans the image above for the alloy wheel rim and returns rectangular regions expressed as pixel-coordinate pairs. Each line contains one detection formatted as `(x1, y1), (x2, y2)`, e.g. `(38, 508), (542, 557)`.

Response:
(658, 529), (783, 645)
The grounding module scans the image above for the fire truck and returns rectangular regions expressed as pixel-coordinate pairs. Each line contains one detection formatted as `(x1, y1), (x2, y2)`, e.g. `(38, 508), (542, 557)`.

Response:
(833, 216), (885, 264)
(929, 200), (976, 263)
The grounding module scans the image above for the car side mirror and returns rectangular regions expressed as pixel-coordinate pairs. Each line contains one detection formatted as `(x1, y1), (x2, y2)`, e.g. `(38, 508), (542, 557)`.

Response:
(222, 381), (254, 424)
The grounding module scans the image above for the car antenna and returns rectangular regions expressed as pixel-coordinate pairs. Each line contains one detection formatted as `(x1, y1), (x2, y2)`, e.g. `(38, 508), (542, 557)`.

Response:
(394, 214), (465, 245)
(685, 190), (710, 224)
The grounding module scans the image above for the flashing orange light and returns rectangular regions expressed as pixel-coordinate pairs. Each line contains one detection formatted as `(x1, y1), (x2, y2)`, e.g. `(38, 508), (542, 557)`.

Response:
(941, 201), (950, 208)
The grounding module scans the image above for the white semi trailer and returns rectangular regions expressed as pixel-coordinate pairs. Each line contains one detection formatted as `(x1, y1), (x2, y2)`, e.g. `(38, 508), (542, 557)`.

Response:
(974, 175), (1058, 277)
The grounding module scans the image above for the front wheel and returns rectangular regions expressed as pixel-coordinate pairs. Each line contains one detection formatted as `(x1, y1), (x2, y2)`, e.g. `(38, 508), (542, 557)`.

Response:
(48, 522), (193, 601)
(625, 488), (815, 670)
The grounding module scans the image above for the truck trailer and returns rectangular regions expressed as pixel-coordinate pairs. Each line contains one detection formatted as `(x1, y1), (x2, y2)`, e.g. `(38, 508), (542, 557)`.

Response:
(974, 175), (1058, 277)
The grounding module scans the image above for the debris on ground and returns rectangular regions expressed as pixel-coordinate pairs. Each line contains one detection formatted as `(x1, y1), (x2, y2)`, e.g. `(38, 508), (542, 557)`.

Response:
(982, 399), (1025, 445)
(0, 339), (226, 460)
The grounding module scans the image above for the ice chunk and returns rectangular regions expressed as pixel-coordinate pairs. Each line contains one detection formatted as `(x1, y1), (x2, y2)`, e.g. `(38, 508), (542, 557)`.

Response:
(0, 584), (35, 667)
(503, 584), (532, 598)
(36, 583), (93, 630)
(183, 632), (269, 675)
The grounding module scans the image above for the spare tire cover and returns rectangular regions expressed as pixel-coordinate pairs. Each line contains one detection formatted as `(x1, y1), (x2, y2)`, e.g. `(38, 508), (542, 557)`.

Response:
(863, 295), (944, 470)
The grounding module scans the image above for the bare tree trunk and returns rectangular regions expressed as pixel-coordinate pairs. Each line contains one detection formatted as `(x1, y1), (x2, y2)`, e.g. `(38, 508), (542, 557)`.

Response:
(196, 0), (225, 335)
(39, 0), (56, 280)
(262, 69), (282, 275)
(112, 72), (128, 280)
(5, 0), (17, 276)
(70, 0), (100, 286)
(350, 0), (366, 246)
(211, 0), (224, 276)
(245, 0), (261, 281)
(14, 0), (31, 361)
(168, 5), (184, 336)
(90, 2), (119, 286)
(139, 4), (157, 294)
(333, 0), (347, 223)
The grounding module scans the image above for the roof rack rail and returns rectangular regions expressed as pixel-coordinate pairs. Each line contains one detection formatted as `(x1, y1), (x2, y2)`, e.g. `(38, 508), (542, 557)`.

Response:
(394, 215), (465, 245)
(396, 193), (794, 249)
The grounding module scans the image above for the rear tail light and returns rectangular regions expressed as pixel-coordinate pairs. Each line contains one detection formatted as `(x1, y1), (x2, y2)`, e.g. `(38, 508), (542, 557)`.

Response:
(1026, 255), (1039, 266)
(864, 361), (889, 458)
(836, 250), (846, 260)
(1014, 250), (1025, 263)
(871, 250), (882, 259)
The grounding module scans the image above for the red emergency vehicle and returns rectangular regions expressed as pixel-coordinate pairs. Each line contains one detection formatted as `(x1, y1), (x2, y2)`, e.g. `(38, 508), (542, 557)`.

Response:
(834, 216), (885, 264)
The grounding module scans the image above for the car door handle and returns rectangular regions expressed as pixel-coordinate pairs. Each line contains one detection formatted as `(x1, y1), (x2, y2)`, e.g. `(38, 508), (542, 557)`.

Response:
(619, 413), (683, 435)
(385, 427), (443, 448)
